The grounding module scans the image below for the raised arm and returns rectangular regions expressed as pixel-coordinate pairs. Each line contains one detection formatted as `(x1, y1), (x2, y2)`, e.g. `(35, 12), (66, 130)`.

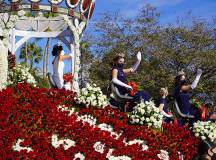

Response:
(181, 69), (202, 91)
(124, 52), (141, 74)
(59, 51), (72, 61)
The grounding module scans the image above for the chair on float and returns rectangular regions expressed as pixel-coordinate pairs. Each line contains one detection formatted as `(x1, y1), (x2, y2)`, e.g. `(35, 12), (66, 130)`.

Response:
(109, 83), (134, 112)
(173, 100), (195, 118)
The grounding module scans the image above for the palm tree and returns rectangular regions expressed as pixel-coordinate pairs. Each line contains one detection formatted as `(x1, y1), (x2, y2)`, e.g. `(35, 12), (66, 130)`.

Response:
(20, 42), (43, 69)
(42, 38), (50, 78)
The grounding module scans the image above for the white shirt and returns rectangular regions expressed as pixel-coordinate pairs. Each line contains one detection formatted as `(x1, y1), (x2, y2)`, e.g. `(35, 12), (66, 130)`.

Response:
(52, 50), (65, 89)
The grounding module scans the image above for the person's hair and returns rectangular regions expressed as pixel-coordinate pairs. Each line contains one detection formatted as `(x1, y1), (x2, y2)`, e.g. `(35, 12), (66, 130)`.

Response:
(111, 53), (125, 66)
(160, 87), (168, 96)
(52, 45), (63, 56)
(175, 73), (187, 86)
(175, 75), (181, 86)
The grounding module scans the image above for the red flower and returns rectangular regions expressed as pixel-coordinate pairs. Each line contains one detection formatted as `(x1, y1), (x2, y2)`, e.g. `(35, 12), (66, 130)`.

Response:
(63, 73), (73, 83)
(128, 81), (138, 96)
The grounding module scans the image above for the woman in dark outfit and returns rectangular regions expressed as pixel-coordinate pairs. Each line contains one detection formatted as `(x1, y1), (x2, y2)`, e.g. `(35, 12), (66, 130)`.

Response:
(174, 69), (202, 126)
(111, 52), (150, 102)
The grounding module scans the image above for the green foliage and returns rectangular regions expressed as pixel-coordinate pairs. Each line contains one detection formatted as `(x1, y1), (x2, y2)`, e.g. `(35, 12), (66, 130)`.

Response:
(89, 5), (216, 103)
(20, 42), (43, 69)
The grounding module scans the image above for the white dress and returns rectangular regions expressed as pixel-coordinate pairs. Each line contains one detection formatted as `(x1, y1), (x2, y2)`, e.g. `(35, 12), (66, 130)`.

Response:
(52, 50), (65, 89)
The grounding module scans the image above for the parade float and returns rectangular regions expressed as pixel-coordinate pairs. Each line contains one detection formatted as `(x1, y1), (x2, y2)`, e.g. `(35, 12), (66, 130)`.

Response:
(0, 0), (215, 159)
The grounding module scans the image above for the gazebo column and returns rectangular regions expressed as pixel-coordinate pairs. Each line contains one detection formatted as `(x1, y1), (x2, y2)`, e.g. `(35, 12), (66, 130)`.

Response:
(62, 15), (85, 93)
(72, 37), (81, 92)
(0, 33), (9, 91)
(70, 43), (75, 78)
(10, 28), (16, 54)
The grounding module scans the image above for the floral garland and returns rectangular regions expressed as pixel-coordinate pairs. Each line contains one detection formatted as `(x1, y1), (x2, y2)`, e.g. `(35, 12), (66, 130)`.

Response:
(0, 10), (25, 47)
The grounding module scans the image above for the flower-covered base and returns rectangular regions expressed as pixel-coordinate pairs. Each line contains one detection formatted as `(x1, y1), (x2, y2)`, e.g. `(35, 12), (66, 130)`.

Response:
(0, 83), (200, 159)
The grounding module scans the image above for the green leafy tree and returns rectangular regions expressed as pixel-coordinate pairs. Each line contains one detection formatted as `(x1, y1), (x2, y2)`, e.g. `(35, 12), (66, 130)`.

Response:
(20, 42), (43, 69)
(89, 5), (216, 102)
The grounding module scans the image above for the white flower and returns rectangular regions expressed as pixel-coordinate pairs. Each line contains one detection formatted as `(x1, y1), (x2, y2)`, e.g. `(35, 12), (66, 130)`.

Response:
(73, 152), (85, 160)
(193, 121), (216, 142)
(140, 109), (145, 114)
(129, 100), (162, 129)
(201, 136), (206, 140)
(77, 115), (97, 126)
(135, 118), (140, 123)
(10, 15), (18, 22)
(93, 142), (105, 154)
(92, 100), (97, 106)
(83, 90), (88, 96)
(63, 139), (76, 150)
(146, 118), (150, 122)
(98, 123), (113, 132)
(157, 150), (169, 160)
(18, 10), (26, 17)
(6, 21), (14, 29)
(12, 139), (33, 153)
(51, 134), (75, 150)
(106, 148), (131, 160)
(76, 83), (108, 108)
(142, 144), (149, 151)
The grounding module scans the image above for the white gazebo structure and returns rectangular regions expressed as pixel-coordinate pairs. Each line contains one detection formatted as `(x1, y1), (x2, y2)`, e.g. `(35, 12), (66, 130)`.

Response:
(0, 0), (96, 92)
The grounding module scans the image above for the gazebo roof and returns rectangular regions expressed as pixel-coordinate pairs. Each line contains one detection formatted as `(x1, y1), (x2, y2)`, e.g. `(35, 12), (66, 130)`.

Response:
(0, 0), (95, 22)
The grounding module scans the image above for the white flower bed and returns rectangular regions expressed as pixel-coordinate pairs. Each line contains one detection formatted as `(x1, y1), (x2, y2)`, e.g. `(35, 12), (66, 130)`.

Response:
(76, 83), (108, 108)
(193, 121), (216, 142)
(7, 64), (37, 86)
(128, 100), (163, 129)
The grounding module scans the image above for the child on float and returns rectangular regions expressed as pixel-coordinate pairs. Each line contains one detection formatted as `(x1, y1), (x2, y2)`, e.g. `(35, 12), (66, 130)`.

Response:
(156, 88), (173, 123)
(110, 52), (150, 102)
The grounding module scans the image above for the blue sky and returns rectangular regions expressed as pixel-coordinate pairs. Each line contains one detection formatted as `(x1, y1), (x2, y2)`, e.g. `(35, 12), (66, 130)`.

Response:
(90, 0), (216, 26)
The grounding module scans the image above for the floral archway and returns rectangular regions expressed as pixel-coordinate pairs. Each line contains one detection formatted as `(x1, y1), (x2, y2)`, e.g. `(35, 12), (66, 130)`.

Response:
(0, 0), (96, 92)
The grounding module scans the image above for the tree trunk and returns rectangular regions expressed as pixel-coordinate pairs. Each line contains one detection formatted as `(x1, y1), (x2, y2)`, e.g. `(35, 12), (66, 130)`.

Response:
(42, 39), (48, 78)
(45, 38), (50, 77)
(25, 42), (28, 64)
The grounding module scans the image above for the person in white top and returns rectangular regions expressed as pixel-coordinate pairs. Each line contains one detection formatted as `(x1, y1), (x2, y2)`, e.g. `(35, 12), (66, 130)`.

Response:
(52, 44), (72, 89)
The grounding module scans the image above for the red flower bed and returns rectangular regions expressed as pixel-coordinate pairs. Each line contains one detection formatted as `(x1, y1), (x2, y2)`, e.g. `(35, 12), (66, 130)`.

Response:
(0, 83), (200, 159)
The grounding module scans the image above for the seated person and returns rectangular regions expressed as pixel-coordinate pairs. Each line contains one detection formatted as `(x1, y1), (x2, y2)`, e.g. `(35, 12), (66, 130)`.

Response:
(156, 88), (173, 123)
(111, 52), (150, 103)
(174, 69), (202, 125)
(52, 44), (72, 89)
